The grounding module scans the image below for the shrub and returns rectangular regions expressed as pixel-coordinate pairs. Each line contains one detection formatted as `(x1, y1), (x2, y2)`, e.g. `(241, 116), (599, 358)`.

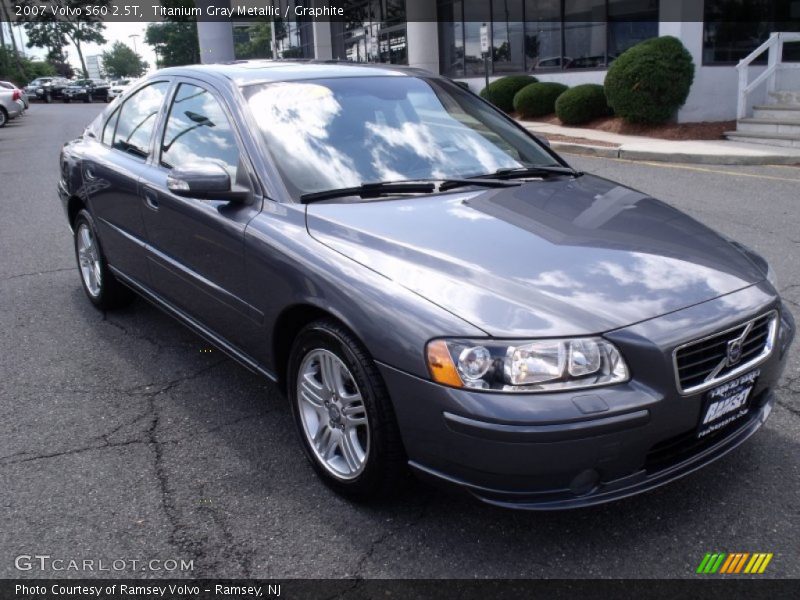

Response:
(513, 82), (569, 118)
(555, 84), (612, 125)
(479, 75), (538, 113)
(604, 36), (695, 124)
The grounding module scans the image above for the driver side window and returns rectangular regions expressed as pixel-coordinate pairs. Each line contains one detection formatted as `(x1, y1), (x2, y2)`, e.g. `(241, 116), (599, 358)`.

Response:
(160, 83), (240, 181)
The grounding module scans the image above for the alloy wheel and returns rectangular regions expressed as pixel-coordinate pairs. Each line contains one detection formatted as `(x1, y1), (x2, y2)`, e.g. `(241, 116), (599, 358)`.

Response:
(296, 349), (370, 480)
(76, 223), (102, 297)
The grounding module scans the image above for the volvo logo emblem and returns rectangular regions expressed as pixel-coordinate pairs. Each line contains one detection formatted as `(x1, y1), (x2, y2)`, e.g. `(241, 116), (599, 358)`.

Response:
(726, 337), (744, 366)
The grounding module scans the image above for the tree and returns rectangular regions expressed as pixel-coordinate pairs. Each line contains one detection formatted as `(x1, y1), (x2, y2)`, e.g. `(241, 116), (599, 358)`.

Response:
(0, 48), (56, 86)
(234, 23), (273, 60)
(145, 22), (200, 67)
(20, 1), (109, 78)
(102, 42), (147, 78)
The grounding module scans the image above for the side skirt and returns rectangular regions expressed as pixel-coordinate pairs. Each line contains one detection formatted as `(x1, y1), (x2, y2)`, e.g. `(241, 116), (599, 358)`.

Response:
(108, 265), (278, 384)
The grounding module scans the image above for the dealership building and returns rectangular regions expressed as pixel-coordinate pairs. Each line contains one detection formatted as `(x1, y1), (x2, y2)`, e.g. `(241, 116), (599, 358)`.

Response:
(196, 0), (800, 123)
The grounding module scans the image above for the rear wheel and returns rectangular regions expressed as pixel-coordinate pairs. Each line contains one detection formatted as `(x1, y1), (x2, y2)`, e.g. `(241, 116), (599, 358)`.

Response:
(288, 320), (407, 500)
(44, 92), (52, 103)
(73, 209), (134, 310)
(0, 107), (7, 128)
(85, 93), (93, 103)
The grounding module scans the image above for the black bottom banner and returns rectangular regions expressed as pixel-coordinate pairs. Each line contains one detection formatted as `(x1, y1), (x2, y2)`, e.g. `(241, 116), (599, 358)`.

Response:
(1, 579), (798, 600)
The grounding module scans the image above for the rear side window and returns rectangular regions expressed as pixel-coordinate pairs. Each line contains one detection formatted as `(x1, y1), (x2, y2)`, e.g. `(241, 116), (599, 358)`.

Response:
(102, 107), (120, 146)
(112, 82), (170, 158)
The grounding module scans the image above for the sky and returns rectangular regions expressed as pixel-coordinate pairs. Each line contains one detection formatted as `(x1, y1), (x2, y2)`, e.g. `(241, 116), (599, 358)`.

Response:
(3, 21), (160, 77)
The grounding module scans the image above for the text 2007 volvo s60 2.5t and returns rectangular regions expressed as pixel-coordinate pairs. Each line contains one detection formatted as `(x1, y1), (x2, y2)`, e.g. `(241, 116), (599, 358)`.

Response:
(59, 62), (795, 509)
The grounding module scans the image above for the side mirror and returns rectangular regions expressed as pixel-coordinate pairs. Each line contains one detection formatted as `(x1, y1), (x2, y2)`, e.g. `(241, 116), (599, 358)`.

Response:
(166, 162), (249, 202)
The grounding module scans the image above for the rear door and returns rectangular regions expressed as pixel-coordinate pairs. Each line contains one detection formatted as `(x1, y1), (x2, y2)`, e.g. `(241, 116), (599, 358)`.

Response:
(83, 80), (171, 285)
(138, 78), (263, 345)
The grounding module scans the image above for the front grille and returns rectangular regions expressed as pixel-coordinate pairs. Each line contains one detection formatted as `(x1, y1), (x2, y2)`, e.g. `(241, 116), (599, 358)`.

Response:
(673, 311), (777, 394)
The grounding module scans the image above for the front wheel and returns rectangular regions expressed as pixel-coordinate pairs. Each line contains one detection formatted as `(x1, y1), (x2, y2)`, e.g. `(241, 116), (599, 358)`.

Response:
(85, 93), (93, 103)
(0, 107), (7, 128)
(44, 92), (52, 103)
(288, 320), (407, 500)
(73, 209), (134, 310)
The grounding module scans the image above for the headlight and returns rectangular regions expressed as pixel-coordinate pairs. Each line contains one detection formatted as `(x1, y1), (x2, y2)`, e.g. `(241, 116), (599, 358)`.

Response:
(426, 337), (629, 393)
(36, 88), (43, 93)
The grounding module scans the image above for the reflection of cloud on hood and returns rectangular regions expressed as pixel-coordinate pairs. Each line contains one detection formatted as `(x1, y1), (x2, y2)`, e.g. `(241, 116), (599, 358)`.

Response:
(592, 254), (734, 295)
(248, 83), (361, 190)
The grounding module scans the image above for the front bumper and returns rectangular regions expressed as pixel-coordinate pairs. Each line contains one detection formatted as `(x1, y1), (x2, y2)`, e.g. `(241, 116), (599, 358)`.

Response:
(380, 284), (794, 509)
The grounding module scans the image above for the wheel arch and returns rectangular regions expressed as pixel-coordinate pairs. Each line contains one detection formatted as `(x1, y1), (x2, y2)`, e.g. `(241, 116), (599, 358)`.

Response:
(272, 303), (367, 394)
(67, 195), (87, 231)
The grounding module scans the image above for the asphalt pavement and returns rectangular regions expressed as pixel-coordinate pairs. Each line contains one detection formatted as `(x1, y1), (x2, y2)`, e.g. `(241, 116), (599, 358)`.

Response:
(1, 103), (798, 579)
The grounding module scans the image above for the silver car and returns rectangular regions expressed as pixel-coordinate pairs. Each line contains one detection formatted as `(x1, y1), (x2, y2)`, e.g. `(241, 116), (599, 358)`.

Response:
(0, 81), (28, 110)
(0, 87), (24, 127)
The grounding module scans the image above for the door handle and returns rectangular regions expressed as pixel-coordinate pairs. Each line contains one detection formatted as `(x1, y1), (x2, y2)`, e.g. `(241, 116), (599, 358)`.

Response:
(143, 190), (159, 211)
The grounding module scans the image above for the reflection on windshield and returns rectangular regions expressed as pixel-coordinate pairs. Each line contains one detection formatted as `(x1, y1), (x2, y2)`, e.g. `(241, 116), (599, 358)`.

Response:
(245, 76), (554, 199)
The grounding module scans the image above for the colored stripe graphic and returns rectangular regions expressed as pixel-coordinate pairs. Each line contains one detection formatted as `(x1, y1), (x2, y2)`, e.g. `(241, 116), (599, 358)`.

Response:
(719, 554), (737, 574)
(697, 552), (772, 574)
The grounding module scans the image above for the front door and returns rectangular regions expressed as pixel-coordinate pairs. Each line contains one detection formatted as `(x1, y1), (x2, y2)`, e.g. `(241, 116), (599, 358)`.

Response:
(139, 80), (263, 347)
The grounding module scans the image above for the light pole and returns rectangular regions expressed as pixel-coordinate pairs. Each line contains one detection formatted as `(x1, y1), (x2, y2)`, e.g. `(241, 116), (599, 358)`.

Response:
(129, 34), (140, 54)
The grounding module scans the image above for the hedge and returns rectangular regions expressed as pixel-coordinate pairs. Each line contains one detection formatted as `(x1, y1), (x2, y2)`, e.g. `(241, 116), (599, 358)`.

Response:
(513, 82), (569, 118)
(604, 36), (695, 124)
(479, 75), (538, 113)
(555, 84), (612, 125)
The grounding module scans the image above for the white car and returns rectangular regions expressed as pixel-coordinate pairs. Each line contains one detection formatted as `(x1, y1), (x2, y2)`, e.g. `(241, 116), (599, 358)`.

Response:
(107, 78), (137, 101)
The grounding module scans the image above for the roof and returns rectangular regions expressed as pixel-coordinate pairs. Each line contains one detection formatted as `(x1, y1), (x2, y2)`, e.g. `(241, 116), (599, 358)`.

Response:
(157, 60), (437, 87)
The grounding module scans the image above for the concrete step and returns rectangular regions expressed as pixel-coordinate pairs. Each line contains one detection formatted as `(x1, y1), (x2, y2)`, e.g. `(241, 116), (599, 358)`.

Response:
(769, 90), (800, 105)
(737, 118), (800, 135)
(753, 104), (800, 120)
(725, 130), (800, 148)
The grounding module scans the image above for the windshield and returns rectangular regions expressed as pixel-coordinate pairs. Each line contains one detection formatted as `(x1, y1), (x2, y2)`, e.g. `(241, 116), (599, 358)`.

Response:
(74, 80), (91, 86)
(31, 78), (52, 85)
(243, 76), (558, 200)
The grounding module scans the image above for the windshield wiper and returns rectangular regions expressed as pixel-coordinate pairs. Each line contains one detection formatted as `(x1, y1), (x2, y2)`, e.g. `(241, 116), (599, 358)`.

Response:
(300, 181), (437, 204)
(482, 165), (582, 179)
(437, 178), (522, 192)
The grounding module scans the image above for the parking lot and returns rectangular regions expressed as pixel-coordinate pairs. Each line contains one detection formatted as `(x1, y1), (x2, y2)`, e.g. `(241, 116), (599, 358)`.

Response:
(0, 102), (798, 579)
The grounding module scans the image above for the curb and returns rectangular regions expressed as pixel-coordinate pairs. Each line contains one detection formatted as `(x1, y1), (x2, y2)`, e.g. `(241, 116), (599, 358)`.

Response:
(548, 142), (621, 159)
(548, 141), (800, 166)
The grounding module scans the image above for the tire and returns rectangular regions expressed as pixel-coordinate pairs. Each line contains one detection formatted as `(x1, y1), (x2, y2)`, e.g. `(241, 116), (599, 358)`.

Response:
(63, 98), (71, 104)
(44, 92), (52, 103)
(0, 107), (7, 128)
(85, 93), (93, 103)
(73, 209), (135, 310)
(288, 319), (407, 500)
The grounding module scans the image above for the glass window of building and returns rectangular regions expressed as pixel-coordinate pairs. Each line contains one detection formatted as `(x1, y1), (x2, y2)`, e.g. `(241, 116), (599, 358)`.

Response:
(332, 0), (408, 64)
(437, 0), (659, 76)
(524, 0), (562, 70)
(492, 0), (525, 73)
(274, 1), (315, 59)
(703, 0), (800, 64)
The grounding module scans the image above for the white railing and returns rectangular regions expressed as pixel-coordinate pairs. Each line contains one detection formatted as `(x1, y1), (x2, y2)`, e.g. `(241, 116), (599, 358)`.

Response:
(737, 32), (800, 119)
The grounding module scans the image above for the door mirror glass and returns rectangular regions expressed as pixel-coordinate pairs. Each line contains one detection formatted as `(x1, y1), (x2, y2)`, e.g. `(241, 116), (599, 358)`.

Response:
(167, 162), (247, 202)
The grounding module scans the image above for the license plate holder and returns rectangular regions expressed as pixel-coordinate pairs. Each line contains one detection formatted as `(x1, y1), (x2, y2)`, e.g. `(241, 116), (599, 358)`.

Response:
(697, 370), (760, 439)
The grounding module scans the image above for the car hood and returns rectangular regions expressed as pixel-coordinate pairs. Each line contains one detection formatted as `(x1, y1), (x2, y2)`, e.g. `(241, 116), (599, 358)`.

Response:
(306, 175), (765, 337)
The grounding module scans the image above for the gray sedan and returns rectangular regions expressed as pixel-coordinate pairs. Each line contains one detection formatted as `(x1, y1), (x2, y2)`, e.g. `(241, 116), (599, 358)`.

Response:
(58, 62), (795, 509)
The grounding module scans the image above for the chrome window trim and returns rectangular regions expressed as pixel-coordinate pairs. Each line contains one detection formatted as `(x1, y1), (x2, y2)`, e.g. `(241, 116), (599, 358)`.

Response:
(672, 310), (779, 396)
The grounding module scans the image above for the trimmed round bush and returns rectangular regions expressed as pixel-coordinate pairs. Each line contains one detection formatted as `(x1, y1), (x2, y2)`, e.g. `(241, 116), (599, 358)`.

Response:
(513, 82), (569, 118)
(479, 75), (538, 113)
(604, 36), (695, 124)
(555, 84), (612, 125)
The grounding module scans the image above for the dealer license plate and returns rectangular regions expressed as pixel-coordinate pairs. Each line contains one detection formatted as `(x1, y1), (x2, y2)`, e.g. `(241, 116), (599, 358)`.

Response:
(697, 370), (759, 439)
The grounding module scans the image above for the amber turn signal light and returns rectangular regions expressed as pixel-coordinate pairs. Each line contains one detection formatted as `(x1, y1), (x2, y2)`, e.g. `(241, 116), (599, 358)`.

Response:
(426, 340), (463, 388)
